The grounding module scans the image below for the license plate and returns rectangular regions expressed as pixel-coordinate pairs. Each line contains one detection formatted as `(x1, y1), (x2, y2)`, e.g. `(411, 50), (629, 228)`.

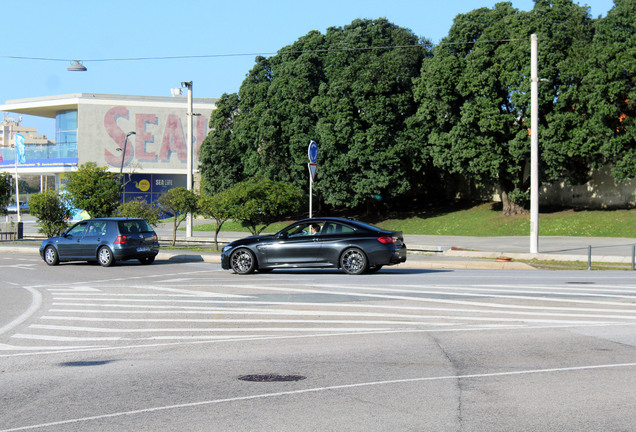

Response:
(137, 246), (151, 252)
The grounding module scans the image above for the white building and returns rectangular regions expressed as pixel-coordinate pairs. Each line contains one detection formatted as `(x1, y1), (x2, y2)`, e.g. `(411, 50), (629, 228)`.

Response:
(1, 93), (217, 205)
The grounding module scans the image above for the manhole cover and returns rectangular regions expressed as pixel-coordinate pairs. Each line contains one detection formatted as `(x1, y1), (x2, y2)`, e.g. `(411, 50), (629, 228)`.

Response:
(238, 374), (306, 382)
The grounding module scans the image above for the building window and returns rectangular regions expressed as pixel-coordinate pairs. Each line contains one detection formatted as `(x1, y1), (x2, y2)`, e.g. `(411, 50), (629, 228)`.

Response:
(55, 110), (78, 159)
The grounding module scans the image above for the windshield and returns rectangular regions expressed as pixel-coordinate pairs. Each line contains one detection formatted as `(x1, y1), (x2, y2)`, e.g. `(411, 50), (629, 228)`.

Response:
(118, 220), (154, 234)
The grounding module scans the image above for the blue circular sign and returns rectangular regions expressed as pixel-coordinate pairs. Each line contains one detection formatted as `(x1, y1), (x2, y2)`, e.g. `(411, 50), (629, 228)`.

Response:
(308, 140), (318, 163)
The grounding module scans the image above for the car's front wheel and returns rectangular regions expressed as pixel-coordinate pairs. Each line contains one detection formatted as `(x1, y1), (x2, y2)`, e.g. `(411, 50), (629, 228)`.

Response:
(44, 246), (59, 266)
(340, 248), (368, 275)
(230, 248), (256, 274)
(97, 246), (115, 267)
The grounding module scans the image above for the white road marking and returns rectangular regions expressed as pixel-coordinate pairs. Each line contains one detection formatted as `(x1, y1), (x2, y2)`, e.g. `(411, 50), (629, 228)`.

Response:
(0, 264), (37, 270)
(0, 286), (42, 336)
(0, 343), (103, 351)
(6, 276), (635, 354)
(3, 361), (635, 432)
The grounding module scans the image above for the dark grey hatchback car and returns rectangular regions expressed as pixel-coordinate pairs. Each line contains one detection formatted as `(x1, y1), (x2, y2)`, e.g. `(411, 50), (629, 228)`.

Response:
(40, 218), (160, 266)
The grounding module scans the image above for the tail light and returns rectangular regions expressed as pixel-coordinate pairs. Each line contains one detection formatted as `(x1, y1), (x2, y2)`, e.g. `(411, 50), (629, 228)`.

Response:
(114, 235), (127, 245)
(377, 236), (396, 244)
(152, 234), (158, 243)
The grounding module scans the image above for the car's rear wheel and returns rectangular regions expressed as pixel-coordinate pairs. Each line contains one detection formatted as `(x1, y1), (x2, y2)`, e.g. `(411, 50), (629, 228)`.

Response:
(44, 246), (59, 266)
(138, 256), (155, 265)
(230, 248), (256, 274)
(340, 248), (367, 275)
(97, 246), (115, 267)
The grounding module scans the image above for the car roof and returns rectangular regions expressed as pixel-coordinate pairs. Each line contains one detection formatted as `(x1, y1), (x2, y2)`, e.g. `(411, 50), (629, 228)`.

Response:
(291, 217), (387, 230)
(79, 218), (146, 222)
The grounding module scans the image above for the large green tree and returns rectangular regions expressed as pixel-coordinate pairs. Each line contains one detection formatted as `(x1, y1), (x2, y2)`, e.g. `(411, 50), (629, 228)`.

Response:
(199, 93), (242, 195)
(199, 18), (429, 211)
(546, 0), (635, 182)
(199, 5), (632, 214)
(412, 0), (596, 214)
(312, 19), (430, 210)
(64, 163), (122, 218)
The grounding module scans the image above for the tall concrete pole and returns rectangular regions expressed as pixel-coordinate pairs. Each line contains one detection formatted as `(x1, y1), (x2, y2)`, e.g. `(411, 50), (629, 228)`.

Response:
(184, 81), (193, 238)
(530, 34), (539, 254)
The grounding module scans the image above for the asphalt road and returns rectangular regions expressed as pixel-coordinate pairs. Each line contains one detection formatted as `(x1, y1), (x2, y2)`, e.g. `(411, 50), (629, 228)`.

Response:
(1, 255), (635, 431)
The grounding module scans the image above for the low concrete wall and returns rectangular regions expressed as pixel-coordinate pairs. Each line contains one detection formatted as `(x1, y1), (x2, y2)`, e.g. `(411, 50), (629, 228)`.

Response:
(0, 221), (23, 240)
(540, 167), (635, 209)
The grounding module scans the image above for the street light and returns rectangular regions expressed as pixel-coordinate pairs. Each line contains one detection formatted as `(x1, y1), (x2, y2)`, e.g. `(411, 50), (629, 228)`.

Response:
(182, 81), (193, 238)
(119, 131), (136, 175)
(67, 60), (87, 71)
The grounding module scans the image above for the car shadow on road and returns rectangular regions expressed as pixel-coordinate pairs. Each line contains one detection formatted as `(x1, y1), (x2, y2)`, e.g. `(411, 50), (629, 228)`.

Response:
(238, 268), (450, 275)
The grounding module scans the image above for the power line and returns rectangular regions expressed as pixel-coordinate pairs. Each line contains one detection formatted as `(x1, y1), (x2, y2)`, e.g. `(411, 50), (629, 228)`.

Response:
(1, 38), (525, 64)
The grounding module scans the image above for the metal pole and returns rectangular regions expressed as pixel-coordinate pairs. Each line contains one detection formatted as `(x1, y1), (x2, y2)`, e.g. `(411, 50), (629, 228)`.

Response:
(120, 132), (136, 175)
(309, 175), (313, 218)
(530, 34), (539, 254)
(631, 245), (635, 271)
(588, 245), (592, 271)
(119, 131), (135, 204)
(14, 142), (20, 223)
(183, 81), (193, 238)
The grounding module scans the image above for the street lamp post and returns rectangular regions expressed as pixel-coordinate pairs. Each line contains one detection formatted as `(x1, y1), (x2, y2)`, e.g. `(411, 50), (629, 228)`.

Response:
(182, 81), (193, 238)
(530, 34), (539, 254)
(119, 131), (136, 175)
(118, 131), (136, 203)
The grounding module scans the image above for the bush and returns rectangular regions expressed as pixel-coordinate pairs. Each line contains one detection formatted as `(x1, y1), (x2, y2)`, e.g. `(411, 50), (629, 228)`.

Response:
(28, 191), (72, 237)
(117, 201), (162, 226)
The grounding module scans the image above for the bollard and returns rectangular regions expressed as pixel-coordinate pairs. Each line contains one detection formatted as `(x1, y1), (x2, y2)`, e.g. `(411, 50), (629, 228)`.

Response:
(588, 245), (592, 271)
(632, 245), (635, 271)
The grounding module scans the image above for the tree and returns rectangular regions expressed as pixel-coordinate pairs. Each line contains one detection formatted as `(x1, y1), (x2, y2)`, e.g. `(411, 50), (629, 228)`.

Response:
(223, 178), (302, 235)
(0, 173), (12, 215)
(198, 192), (233, 250)
(28, 190), (72, 237)
(551, 0), (635, 182)
(198, 93), (243, 195)
(157, 187), (198, 246)
(412, 0), (595, 214)
(64, 162), (122, 218)
(312, 19), (430, 211)
(198, 18), (429, 211)
(117, 200), (162, 226)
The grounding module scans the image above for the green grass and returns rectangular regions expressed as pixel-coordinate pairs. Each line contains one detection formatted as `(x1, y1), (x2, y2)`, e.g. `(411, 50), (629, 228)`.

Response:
(375, 203), (635, 237)
(164, 203), (635, 237)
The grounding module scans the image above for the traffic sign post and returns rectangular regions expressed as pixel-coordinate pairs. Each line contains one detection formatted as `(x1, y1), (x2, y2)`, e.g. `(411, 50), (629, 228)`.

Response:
(308, 141), (318, 218)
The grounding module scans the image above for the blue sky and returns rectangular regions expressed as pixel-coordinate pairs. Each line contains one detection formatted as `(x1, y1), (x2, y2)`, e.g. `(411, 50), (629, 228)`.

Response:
(2, 0), (616, 138)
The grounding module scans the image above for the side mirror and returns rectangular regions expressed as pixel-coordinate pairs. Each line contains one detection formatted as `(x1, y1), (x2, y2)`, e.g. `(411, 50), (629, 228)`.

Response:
(277, 232), (288, 239)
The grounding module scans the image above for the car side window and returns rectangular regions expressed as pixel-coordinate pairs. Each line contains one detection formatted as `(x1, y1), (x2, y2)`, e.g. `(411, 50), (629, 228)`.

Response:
(322, 223), (354, 234)
(285, 222), (324, 237)
(287, 224), (309, 237)
(85, 221), (107, 237)
(67, 222), (87, 237)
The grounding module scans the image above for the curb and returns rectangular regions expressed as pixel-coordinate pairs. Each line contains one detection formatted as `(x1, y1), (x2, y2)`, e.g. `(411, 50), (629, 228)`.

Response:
(2, 245), (535, 270)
